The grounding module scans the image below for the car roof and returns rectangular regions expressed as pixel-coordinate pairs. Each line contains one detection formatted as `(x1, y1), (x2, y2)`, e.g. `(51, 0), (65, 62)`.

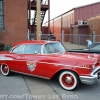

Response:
(12, 40), (58, 47)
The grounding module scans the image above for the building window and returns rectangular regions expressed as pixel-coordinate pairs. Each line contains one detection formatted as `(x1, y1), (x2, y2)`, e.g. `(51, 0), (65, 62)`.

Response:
(0, 0), (4, 30)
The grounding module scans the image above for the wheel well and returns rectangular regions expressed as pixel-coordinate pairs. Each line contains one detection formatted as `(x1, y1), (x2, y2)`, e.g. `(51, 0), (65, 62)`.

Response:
(51, 69), (79, 79)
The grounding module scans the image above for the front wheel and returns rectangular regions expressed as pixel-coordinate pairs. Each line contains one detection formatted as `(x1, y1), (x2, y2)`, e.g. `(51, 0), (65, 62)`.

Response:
(1, 64), (11, 76)
(59, 71), (80, 90)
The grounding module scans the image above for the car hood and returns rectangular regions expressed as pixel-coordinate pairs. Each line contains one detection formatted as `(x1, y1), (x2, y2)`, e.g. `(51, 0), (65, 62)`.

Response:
(63, 52), (99, 62)
(0, 51), (99, 67)
(50, 52), (99, 67)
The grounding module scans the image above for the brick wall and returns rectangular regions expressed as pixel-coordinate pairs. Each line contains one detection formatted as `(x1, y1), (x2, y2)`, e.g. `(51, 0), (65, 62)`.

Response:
(0, 0), (28, 47)
(88, 15), (100, 42)
(88, 15), (100, 34)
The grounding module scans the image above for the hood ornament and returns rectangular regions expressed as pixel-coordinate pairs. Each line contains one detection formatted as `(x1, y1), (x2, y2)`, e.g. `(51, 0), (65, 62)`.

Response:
(94, 53), (98, 57)
(88, 55), (91, 59)
(88, 55), (94, 60)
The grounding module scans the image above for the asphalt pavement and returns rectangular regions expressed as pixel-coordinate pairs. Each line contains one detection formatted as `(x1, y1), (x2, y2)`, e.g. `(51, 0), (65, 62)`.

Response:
(47, 77), (100, 100)
(0, 72), (100, 100)
(0, 73), (33, 100)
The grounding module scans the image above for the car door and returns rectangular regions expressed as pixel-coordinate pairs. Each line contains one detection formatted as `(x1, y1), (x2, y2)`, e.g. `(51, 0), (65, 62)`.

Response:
(43, 42), (66, 78)
(18, 44), (47, 77)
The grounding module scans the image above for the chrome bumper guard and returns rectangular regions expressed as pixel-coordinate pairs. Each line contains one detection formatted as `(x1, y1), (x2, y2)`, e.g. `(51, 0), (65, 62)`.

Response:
(79, 66), (100, 85)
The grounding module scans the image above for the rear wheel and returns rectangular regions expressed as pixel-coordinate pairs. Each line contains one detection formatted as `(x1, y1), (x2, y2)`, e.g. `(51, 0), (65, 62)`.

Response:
(59, 71), (80, 90)
(1, 64), (11, 76)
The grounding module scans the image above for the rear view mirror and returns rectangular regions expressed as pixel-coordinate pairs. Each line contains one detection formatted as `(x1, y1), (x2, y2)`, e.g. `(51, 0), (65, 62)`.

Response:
(34, 51), (38, 54)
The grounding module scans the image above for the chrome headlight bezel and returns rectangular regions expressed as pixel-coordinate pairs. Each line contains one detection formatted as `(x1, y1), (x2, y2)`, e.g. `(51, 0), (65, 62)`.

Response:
(92, 64), (95, 71)
(92, 61), (97, 71)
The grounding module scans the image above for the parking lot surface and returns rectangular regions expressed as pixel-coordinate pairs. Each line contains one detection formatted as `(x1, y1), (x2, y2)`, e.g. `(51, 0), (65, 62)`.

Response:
(0, 72), (100, 100)
(47, 77), (100, 100)
(0, 73), (33, 100)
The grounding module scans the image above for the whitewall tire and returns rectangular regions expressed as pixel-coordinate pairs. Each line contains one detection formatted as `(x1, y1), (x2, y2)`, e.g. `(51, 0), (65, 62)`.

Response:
(59, 71), (79, 90)
(1, 64), (11, 76)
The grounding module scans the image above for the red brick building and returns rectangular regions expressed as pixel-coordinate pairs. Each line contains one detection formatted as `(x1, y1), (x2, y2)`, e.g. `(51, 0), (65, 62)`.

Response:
(88, 15), (100, 34)
(0, 0), (28, 46)
(0, 0), (49, 47)
(88, 15), (100, 42)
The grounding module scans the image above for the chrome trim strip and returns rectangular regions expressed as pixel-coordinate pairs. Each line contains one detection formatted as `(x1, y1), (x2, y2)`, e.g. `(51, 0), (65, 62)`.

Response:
(39, 62), (91, 69)
(0, 56), (13, 60)
(2, 59), (90, 69)
(10, 70), (50, 80)
(0, 56), (90, 69)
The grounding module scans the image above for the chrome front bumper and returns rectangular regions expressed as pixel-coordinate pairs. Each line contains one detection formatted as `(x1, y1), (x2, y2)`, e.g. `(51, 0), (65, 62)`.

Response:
(79, 66), (100, 85)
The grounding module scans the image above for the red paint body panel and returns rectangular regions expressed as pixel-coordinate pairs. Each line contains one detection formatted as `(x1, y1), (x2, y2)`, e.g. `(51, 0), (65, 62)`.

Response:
(0, 40), (100, 79)
(18, 54), (46, 77)
(44, 53), (98, 78)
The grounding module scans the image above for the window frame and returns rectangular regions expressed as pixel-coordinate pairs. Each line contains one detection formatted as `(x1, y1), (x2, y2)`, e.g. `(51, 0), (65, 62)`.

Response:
(11, 45), (25, 54)
(0, 0), (4, 31)
(24, 44), (42, 54)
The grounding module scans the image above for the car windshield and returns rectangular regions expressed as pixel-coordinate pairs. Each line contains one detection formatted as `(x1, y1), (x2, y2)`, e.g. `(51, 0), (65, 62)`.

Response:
(43, 42), (66, 54)
(87, 43), (100, 51)
(89, 45), (100, 51)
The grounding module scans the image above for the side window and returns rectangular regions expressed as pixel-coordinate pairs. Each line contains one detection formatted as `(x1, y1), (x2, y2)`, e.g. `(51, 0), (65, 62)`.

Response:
(43, 44), (48, 54)
(24, 44), (42, 54)
(43, 44), (54, 54)
(43, 42), (66, 54)
(12, 45), (25, 54)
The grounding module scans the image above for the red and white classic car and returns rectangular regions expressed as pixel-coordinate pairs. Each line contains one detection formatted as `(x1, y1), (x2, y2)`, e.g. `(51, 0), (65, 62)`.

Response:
(0, 40), (100, 90)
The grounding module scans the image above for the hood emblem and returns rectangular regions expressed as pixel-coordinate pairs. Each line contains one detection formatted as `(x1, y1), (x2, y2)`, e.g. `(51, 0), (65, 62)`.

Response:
(88, 55), (91, 59)
(88, 55), (94, 60)
(94, 53), (98, 57)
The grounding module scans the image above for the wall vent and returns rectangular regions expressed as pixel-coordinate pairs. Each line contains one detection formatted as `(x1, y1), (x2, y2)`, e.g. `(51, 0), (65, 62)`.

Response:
(78, 20), (83, 25)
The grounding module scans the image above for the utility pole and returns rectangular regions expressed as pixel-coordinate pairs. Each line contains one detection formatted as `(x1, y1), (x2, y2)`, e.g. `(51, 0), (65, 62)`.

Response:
(29, 0), (31, 40)
(48, 0), (50, 34)
(36, 0), (41, 40)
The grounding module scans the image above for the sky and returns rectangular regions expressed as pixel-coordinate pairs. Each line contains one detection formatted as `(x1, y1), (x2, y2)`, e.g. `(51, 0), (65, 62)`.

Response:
(43, 0), (100, 23)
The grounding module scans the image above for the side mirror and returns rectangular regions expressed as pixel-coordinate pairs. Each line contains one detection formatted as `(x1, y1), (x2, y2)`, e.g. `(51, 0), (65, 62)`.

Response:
(34, 51), (38, 54)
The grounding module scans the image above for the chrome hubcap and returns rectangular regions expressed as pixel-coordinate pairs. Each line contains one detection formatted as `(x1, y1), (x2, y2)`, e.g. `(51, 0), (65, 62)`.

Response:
(66, 77), (72, 84)
(4, 66), (8, 71)
(3, 66), (8, 73)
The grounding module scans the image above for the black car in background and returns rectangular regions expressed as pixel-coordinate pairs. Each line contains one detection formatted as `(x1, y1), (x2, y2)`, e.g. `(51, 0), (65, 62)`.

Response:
(68, 42), (100, 54)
